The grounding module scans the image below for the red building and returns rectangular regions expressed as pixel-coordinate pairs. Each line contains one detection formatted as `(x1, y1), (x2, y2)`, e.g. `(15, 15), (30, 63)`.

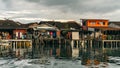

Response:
(0, 19), (28, 39)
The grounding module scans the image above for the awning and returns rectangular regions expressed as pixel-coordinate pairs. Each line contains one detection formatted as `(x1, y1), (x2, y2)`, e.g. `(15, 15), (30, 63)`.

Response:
(96, 27), (120, 31)
(33, 26), (58, 31)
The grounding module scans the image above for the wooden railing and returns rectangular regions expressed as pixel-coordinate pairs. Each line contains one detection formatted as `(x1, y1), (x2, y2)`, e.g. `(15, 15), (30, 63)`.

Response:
(102, 40), (120, 49)
(0, 39), (32, 56)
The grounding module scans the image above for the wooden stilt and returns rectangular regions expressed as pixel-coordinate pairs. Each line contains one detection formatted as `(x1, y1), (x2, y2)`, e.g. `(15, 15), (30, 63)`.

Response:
(111, 41), (112, 49)
(116, 41), (117, 49)
(102, 40), (104, 51)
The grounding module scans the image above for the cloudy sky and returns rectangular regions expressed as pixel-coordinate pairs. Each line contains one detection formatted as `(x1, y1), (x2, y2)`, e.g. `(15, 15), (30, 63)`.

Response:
(0, 0), (120, 23)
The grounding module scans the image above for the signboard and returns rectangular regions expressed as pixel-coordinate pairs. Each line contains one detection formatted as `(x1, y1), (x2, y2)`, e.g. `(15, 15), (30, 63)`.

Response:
(72, 32), (79, 40)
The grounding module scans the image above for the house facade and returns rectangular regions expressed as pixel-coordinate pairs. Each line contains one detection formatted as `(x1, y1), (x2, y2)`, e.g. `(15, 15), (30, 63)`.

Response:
(0, 20), (32, 57)
(40, 21), (82, 58)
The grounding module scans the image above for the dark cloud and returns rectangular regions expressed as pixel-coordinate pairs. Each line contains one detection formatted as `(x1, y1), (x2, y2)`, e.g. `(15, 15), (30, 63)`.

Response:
(26, 0), (40, 2)
(26, 0), (79, 6)
(81, 0), (120, 13)
(24, 0), (120, 14)
(2, 0), (12, 10)
(3, 0), (120, 14)
(42, 0), (79, 6)
(1, 0), (120, 23)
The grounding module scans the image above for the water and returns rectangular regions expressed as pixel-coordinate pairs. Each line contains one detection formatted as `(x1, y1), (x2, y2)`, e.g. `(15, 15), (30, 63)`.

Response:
(0, 58), (85, 68)
(0, 56), (120, 68)
(0, 42), (120, 68)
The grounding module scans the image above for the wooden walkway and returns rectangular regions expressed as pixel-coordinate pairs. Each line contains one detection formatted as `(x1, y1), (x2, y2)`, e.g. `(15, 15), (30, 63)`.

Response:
(102, 40), (120, 49)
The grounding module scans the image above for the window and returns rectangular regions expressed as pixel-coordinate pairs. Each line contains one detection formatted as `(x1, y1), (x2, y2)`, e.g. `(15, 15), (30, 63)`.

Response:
(99, 22), (106, 25)
(100, 22), (103, 25)
(90, 22), (96, 25)
(103, 22), (105, 25)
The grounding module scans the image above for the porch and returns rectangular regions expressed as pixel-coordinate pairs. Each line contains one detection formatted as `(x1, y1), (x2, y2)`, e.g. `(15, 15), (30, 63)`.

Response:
(0, 39), (32, 57)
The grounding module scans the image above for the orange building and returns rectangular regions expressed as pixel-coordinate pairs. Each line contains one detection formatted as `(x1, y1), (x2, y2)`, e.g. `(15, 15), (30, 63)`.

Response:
(81, 19), (109, 28)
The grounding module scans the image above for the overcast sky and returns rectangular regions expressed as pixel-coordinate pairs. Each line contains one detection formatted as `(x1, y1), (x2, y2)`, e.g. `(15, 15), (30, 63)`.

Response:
(0, 0), (120, 23)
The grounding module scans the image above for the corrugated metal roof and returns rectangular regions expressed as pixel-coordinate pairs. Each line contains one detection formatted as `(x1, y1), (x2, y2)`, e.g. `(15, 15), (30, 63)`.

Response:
(109, 21), (120, 29)
(0, 20), (27, 29)
(39, 21), (82, 30)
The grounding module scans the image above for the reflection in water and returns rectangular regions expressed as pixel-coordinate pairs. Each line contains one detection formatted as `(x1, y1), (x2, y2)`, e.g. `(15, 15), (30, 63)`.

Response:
(0, 37), (120, 68)
(80, 47), (120, 67)
(40, 39), (120, 67)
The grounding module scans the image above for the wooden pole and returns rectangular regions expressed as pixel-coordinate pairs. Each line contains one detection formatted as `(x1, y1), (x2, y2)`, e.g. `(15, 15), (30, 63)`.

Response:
(116, 41), (117, 49)
(13, 41), (15, 51)
(102, 40), (104, 51)
(111, 41), (112, 49)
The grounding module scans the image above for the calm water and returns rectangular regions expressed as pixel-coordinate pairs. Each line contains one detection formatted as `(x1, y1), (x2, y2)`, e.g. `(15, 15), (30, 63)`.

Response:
(0, 48), (120, 68)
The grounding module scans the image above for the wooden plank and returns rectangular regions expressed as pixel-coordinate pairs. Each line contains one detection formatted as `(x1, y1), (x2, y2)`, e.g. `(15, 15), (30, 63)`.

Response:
(103, 40), (120, 42)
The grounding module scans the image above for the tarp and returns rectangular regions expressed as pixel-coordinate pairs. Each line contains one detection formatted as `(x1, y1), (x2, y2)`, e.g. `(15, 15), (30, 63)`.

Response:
(33, 24), (58, 31)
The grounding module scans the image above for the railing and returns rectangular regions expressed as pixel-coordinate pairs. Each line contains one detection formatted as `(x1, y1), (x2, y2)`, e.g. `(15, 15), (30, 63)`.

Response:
(0, 39), (32, 56)
(102, 35), (120, 40)
(102, 40), (120, 49)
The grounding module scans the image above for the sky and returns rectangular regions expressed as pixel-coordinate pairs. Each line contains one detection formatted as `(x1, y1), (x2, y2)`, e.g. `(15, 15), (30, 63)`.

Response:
(0, 0), (120, 23)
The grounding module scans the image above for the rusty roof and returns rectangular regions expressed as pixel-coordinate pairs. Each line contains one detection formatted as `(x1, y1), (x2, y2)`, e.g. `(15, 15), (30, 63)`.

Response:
(39, 21), (82, 30)
(0, 19), (27, 29)
(109, 21), (120, 26)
